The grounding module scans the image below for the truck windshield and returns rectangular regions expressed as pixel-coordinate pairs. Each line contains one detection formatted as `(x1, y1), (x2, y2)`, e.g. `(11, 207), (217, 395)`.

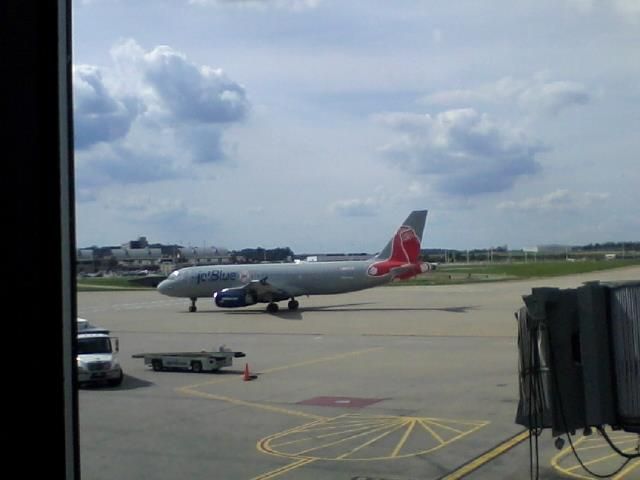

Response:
(78, 337), (112, 355)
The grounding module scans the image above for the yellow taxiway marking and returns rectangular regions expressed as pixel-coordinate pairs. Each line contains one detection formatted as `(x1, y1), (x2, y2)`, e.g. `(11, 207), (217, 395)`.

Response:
(259, 414), (489, 462)
(176, 346), (383, 393)
(175, 347), (384, 479)
(427, 419), (466, 435)
(391, 418), (416, 457)
(440, 429), (530, 480)
(271, 422), (388, 448)
(551, 431), (639, 480)
(177, 347), (385, 420)
(180, 390), (325, 420)
(249, 457), (316, 480)
(613, 461), (639, 480)
(174, 346), (491, 479)
(291, 422), (400, 456)
(564, 452), (627, 473)
(418, 419), (446, 444)
(337, 420), (410, 459)
(260, 347), (383, 374)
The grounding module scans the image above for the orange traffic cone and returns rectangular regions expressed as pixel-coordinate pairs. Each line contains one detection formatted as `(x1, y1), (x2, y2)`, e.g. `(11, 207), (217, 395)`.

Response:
(243, 363), (252, 381)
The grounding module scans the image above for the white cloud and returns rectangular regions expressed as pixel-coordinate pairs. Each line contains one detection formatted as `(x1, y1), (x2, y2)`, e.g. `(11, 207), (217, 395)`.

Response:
(422, 75), (591, 117)
(141, 45), (249, 125)
(101, 191), (217, 233)
(330, 198), (380, 217)
(189, 0), (321, 10)
(73, 65), (141, 149)
(75, 143), (181, 187)
(613, 0), (640, 20)
(432, 28), (443, 44)
(565, 0), (595, 13)
(247, 205), (266, 215)
(565, 0), (640, 21)
(375, 108), (545, 196)
(108, 39), (250, 128)
(74, 39), (251, 195)
(497, 189), (610, 211)
(518, 79), (591, 115)
(71, 1), (640, 250)
(175, 124), (227, 164)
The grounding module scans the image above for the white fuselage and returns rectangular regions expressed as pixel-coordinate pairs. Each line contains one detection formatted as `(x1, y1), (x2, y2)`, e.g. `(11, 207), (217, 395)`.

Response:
(157, 260), (390, 299)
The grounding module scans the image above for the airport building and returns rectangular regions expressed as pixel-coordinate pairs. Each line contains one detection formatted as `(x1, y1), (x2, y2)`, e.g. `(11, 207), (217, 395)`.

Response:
(76, 237), (230, 276)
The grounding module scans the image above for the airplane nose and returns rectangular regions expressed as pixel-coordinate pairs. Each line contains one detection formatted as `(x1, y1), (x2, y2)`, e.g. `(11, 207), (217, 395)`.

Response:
(157, 279), (171, 295)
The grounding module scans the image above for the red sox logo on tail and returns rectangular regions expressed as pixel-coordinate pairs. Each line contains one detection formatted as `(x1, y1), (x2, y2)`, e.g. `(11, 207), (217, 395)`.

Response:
(367, 225), (431, 279)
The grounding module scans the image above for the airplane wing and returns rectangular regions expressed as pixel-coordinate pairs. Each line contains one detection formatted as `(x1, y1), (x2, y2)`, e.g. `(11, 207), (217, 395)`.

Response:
(244, 277), (291, 302)
(214, 277), (293, 308)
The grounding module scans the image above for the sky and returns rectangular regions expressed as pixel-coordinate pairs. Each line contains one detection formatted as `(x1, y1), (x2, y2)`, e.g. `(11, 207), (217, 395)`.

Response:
(72, 0), (640, 253)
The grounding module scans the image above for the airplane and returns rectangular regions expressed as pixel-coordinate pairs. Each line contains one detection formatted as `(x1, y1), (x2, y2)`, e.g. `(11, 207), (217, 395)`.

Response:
(157, 210), (434, 313)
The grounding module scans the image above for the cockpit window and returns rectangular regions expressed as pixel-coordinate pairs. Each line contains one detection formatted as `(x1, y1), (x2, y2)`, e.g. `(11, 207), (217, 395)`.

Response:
(168, 270), (181, 280)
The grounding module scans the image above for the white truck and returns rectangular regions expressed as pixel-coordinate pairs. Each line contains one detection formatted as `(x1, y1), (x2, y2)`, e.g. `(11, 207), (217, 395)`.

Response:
(77, 319), (124, 387)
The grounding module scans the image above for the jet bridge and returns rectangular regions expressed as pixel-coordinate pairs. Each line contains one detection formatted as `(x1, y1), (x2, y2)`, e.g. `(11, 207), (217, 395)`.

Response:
(515, 280), (639, 478)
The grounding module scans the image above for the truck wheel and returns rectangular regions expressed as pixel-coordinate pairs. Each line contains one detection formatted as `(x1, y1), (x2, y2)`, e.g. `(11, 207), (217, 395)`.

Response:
(109, 370), (124, 387)
(191, 361), (203, 373)
(152, 359), (163, 371)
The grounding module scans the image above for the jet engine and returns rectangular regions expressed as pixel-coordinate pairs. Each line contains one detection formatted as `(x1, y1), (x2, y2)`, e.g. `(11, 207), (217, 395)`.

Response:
(213, 288), (258, 308)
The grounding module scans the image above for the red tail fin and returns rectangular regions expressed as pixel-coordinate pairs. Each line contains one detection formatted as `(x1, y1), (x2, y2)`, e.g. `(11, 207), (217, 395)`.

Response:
(367, 225), (423, 278)
(389, 225), (422, 264)
(367, 210), (428, 280)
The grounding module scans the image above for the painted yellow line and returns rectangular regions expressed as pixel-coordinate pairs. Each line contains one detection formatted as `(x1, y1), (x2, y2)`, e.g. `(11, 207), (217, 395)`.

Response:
(425, 417), (490, 426)
(564, 451), (627, 473)
(574, 439), (640, 452)
(426, 419), (466, 435)
(271, 423), (382, 448)
(261, 347), (384, 374)
(260, 414), (490, 462)
(177, 346), (383, 393)
(419, 419), (446, 445)
(178, 389), (325, 420)
(315, 422), (391, 439)
(337, 420), (409, 459)
(551, 442), (595, 480)
(257, 418), (329, 452)
(440, 430), (530, 480)
(249, 457), (316, 480)
(293, 421), (399, 456)
(551, 433), (640, 480)
(302, 419), (390, 432)
(176, 346), (384, 423)
(391, 419), (416, 457)
(552, 461), (603, 480)
(613, 460), (639, 480)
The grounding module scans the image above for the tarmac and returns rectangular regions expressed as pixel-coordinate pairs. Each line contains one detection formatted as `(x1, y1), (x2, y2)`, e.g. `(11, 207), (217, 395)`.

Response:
(77, 266), (640, 480)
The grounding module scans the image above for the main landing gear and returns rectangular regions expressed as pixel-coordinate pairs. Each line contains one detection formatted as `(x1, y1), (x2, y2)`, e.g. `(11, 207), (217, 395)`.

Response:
(189, 297), (197, 313)
(266, 298), (299, 314)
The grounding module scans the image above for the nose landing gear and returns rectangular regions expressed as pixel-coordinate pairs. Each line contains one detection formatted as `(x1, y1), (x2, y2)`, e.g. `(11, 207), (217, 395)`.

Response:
(189, 297), (197, 313)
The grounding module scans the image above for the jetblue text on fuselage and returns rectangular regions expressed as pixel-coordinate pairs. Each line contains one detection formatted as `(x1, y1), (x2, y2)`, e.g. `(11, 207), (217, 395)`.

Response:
(196, 269), (238, 284)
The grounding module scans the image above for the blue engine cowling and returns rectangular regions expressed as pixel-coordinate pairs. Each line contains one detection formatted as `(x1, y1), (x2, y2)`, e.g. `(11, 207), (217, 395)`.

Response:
(213, 288), (258, 308)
